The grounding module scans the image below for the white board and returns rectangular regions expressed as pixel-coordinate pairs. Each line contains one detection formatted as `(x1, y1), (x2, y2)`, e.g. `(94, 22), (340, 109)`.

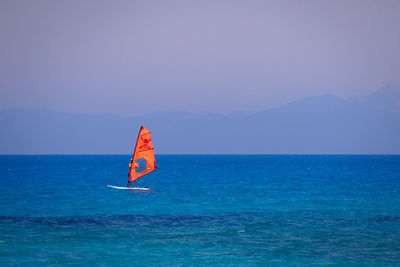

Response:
(107, 185), (151, 191)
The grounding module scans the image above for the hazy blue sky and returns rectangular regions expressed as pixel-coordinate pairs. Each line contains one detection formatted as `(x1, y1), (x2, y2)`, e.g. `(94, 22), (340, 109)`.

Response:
(0, 0), (399, 115)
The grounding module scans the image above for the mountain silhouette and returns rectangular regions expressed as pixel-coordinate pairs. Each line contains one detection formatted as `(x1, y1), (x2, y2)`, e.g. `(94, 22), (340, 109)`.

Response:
(361, 83), (400, 113)
(1, 86), (400, 154)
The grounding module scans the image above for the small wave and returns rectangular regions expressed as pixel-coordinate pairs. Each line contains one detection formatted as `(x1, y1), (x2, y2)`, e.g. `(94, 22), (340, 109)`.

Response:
(0, 213), (271, 228)
(372, 216), (400, 222)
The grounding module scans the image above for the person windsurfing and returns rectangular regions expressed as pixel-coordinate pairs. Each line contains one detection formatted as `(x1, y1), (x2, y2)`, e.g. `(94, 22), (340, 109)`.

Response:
(127, 160), (139, 187)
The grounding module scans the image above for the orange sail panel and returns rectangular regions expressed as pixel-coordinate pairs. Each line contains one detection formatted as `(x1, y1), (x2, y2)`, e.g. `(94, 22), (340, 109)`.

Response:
(128, 127), (157, 183)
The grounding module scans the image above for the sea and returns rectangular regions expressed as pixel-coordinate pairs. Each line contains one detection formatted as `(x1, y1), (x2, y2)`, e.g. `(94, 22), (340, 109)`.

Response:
(0, 155), (400, 266)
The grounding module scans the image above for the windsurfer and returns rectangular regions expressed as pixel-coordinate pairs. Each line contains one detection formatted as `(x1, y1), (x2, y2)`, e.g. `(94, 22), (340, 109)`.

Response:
(127, 161), (140, 187)
(127, 180), (137, 188)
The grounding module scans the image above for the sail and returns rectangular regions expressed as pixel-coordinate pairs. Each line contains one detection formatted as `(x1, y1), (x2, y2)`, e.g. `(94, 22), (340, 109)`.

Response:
(128, 126), (157, 183)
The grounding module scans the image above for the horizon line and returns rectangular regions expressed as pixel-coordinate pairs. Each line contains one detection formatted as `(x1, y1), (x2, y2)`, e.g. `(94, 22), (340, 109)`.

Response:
(1, 153), (400, 156)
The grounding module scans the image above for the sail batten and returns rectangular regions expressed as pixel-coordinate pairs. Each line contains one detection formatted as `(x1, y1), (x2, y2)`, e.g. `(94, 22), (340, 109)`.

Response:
(128, 126), (157, 184)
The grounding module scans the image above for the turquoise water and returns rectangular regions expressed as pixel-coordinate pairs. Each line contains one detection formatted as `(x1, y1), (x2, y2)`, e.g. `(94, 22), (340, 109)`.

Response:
(1, 155), (400, 265)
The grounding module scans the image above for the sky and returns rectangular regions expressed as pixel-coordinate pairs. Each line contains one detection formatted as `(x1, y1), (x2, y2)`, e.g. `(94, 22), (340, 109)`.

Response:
(0, 0), (399, 116)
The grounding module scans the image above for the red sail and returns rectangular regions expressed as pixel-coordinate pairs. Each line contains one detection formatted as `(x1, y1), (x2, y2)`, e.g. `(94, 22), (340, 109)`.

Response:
(128, 127), (157, 183)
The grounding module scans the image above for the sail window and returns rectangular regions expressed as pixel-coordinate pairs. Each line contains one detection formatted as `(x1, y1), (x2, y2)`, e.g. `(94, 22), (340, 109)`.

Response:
(135, 158), (147, 172)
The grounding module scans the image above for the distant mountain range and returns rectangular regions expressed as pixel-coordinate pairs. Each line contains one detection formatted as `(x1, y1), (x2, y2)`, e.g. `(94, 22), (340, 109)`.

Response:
(1, 85), (400, 154)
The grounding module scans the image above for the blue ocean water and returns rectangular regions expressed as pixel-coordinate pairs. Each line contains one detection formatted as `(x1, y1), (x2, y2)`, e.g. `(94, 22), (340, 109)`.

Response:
(1, 155), (400, 266)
